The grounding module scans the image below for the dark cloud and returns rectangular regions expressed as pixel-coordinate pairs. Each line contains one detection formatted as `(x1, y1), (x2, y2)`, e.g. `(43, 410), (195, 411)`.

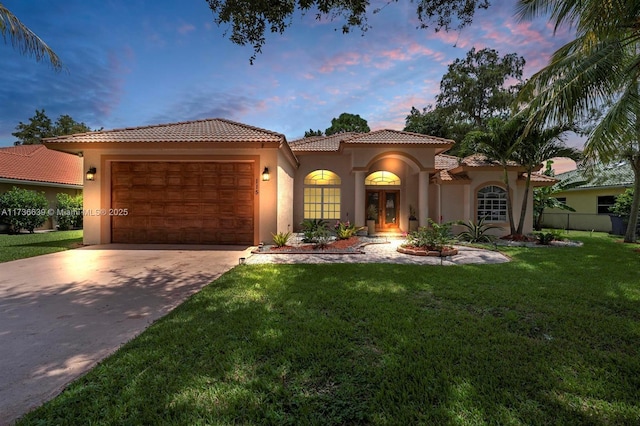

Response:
(148, 90), (267, 125)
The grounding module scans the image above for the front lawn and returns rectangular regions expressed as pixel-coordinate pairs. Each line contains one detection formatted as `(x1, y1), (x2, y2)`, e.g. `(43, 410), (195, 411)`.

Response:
(0, 230), (83, 263)
(17, 231), (640, 424)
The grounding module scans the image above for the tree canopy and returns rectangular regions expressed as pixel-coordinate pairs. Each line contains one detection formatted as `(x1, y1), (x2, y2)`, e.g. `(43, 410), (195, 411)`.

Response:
(325, 112), (370, 135)
(304, 129), (323, 137)
(0, 3), (62, 69)
(205, 0), (490, 62)
(404, 47), (524, 156)
(436, 47), (525, 128)
(12, 109), (93, 145)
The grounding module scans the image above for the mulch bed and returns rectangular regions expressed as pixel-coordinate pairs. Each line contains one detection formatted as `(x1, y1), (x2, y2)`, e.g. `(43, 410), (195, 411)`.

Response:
(255, 237), (365, 254)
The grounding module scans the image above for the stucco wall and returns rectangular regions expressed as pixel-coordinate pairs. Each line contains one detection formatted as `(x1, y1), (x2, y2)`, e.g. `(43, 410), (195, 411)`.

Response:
(543, 187), (628, 232)
(275, 149), (296, 237)
(292, 153), (354, 231)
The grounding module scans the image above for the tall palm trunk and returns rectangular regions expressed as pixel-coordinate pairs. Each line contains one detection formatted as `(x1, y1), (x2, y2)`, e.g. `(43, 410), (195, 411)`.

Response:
(624, 156), (640, 243)
(503, 166), (517, 235)
(516, 170), (532, 235)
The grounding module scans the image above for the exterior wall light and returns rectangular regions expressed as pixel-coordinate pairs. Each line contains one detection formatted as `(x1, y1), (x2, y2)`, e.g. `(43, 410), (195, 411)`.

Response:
(86, 167), (97, 181)
(262, 167), (270, 181)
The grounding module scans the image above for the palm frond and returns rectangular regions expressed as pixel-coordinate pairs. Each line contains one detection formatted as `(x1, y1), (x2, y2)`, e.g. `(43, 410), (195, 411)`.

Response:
(0, 4), (62, 70)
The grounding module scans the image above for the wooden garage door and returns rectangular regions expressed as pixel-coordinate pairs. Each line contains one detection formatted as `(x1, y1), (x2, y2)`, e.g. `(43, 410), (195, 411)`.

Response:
(111, 162), (254, 244)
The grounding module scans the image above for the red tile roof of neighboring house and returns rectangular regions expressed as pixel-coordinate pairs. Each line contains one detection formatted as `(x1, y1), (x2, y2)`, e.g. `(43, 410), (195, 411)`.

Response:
(44, 118), (285, 144)
(0, 145), (83, 186)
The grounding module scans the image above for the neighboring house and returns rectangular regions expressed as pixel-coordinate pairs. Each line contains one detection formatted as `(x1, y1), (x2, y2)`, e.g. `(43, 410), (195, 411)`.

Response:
(43, 118), (554, 245)
(0, 145), (83, 229)
(542, 162), (634, 232)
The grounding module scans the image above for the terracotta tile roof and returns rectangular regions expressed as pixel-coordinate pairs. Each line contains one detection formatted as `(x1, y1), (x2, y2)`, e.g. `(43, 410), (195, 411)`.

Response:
(344, 129), (454, 146)
(520, 173), (557, 187)
(461, 153), (520, 168)
(435, 154), (460, 170)
(44, 118), (285, 144)
(289, 133), (356, 152)
(289, 130), (454, 152)
(438, 170), (471, 182)
(0, 145), (83, 186)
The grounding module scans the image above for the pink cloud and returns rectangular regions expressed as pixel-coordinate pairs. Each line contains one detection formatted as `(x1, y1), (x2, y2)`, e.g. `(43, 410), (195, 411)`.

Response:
(318, 51), (368, 73)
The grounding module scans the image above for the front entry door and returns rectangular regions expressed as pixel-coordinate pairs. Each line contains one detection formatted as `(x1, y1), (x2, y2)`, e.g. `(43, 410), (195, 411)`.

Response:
(367, 190), (400, 230)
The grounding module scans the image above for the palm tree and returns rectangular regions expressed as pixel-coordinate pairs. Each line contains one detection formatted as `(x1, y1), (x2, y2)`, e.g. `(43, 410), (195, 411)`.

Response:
(463, 117), (523, 235)
(512, 120), (581, 234)
(516, 0), (640, 242)
(533, 160), (585, 231)
(0, 3), (62, 69)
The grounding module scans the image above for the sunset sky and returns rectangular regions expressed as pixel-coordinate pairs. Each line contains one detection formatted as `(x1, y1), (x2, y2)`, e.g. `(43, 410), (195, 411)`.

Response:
(0, 0), (579, 171)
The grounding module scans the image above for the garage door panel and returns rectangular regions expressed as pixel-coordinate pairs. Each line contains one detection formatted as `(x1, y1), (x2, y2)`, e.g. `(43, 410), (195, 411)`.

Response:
(236, 205), (252, 216)
(237, 177), (253, 188)
(111, 161), (254, 244)
(202, 205), (219, 215)
(236, 163), (252, 172)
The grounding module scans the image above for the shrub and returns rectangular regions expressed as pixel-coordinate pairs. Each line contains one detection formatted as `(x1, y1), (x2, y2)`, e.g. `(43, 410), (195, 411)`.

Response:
(272, 231), (292, 247)
(456, 217), (501, 243)
(609, 188), (633, 218)
(313, 226), (332, 249)
(534, 229), (564, 245)
(406, 219), (454, 251)
(55, 193), (83, 230)
(0, 187), (49, 233)
(334, 220), (359, 240)
(300, 219), (328, 243)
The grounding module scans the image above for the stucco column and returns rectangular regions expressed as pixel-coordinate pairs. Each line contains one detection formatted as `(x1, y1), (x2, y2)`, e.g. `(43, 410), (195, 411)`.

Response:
(418, 171), (429, 226)
(463, 184), (472, 221)
(354, 171), (366, 226)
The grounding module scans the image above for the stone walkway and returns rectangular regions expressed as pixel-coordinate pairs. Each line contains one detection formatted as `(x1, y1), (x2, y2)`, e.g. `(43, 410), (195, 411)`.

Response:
(245, 239), (510, 265)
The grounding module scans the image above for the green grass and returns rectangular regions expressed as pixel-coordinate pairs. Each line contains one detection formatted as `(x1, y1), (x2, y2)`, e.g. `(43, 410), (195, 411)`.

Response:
(17, 231), (640, 425)
(0, 230), (83, 263)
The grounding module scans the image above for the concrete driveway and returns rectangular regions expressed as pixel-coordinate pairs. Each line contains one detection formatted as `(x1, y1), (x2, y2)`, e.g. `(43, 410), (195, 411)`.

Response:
(0, 244), (253, 425)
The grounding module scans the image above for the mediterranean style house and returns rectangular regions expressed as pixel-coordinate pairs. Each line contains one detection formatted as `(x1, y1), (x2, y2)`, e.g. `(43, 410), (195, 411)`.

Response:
(0, 145), (83, 230)
(43, 118), (554, 245)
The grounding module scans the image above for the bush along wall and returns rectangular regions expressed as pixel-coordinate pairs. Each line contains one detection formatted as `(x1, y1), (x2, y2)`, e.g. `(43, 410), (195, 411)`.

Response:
(55, 193), (83, 230)
(0, 187), (49, 233)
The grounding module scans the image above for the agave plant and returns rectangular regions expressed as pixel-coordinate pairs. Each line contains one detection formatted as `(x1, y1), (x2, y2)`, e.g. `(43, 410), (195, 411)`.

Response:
(456, 217), (501, 243)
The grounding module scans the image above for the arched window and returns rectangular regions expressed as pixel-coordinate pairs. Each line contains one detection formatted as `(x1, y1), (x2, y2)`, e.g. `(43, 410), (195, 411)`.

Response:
(477, 185), (507, 222)
(365, 171), (401, 185)
(304, 170), (341, 219)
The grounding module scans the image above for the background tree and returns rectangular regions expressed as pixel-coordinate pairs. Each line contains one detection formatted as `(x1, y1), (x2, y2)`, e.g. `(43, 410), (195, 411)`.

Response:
(325, 112), (370, 135)
(12, 109), (93, 145)
(403, 106), (450, 137)
(436, 47), (525, 129)
(304, 129), (323, 137)
(0, 3), (62, 69)
(205, 0), (490, 63)
(517, 0), (640, 243)
(406, 47), (525, 156)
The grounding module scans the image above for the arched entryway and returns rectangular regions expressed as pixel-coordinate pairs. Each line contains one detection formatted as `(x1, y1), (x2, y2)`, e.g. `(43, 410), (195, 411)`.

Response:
(365, 171), (401, 230)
